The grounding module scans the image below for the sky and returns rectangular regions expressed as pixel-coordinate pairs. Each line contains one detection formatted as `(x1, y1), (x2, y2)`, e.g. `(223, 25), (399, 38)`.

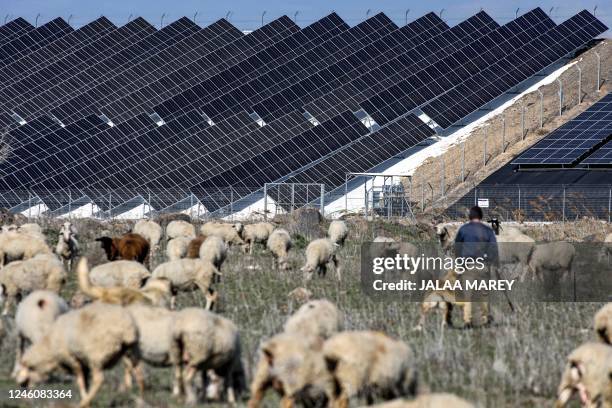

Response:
(2, 0), (610, 35)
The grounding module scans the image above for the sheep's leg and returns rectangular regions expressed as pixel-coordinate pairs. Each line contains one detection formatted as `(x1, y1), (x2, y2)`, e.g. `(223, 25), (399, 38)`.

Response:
(332, 255), (341, 281)
(248, 360), (271, 408)
(170, 295), (177, 310)
(120, 357), (134, 391)
(172, 363), (184, 397)
(2, 295), (14, 315)
(183, 365), (198, 405)
(79, 368), (104, 408)
(249, 241), (254, 255)
(462, 302), (473, 327)
(11, 335), (25, 378)
(280, 395), (295, 408)
(444, 302), (454, 328)
(70, 361), (88, 403)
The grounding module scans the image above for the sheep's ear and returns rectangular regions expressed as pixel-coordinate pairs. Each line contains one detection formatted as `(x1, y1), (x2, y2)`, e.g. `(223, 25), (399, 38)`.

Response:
(37, 299), (46, 309)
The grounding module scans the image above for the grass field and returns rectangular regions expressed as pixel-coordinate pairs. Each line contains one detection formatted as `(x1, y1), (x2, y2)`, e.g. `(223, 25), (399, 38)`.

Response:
(0, 217), (606, 407)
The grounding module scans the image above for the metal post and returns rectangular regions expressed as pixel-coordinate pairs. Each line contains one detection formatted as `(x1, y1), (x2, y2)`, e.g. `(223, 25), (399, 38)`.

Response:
(483, 128), (487, 166)
(344, 175), (348, 213)
(364, 180), (369, 218)
(595, 52), (601, 91)
(576, 65), (582, 104)
(502, 114), (506, 152)
(440, 157), (445, 197)
(461, 142), (465, 182)
(263, 184), (268, 221)
(230, 188), (234, 217)
(421, 183), (424, 212)
(291, 184), (295, 212)
(405, 9), (410, 25)
(68, 190), (72, 219)
(261, 11), (266, 27)
(160, 13), (166, 29)
(474, 187), (477, 205)
(109, 192), (112, 220)
(557, 79), (563, 116)
(148, 190), (151, 219)
(190, 193), (194, 220)
(518, 185), (521, 213)
(608, 186), (611, 223)
(521, 105), (525, 140)
(320, 184), (325, 217)
(537, 90), (543, 128)
(562, 185), (566, 222)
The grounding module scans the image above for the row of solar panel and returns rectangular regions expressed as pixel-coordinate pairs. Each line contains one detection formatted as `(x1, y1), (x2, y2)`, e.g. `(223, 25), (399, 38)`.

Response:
(513, 92), (612, 166)
(0, 10), (606, 211)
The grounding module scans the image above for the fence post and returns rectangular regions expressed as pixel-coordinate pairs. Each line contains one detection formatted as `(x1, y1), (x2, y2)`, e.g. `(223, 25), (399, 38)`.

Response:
(576, 65), (582, 104)
(320, 184), (325, 218)
(190, 193), (194, 220)
(557, 79), (563, 116)
(483, 128), (487, 166)
(518, 185), (521, 214)
(28, 189), (32, 219)
(502, 114), (506, 150)
(230, 188), (234, 218)
(344, 175), (348, 214)
(562, 185), (566, 223)
(108, 192), (112, 220)
(148, 190), (151, 219)
(440, 157), (445, 196)
(263, 184), (268, 221)
(520, 105), (525, 140)
(461, 142), (465, 182)
(537, 90), (543, 128)
(608, 186), (611, 223)
(291, 183), (295, 212)
(595, 52), (601, 91)
(474, 187), (477, 206)
(421, 183), (424, 212)
(68, 190), (72, 220)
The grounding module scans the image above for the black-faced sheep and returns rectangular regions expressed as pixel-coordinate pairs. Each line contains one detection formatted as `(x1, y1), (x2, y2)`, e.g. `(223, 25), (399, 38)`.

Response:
(55, 221), (79, 271)
(328, 220), (348, 246)
(152, 259), (220, 309)
(248, 333), (332, 408)
(594, 303), (612, 344)
(555, 342), (612, 408)
(284, 299), (343, 339)
(0, 254), (67, 315)
(166, 220), (196, 240)
(267, 229), (292, 270)
(15, 302), (141, 407)
(323, 331), (418, 406)
(170, 308), (245, 404)
(240, 222), (275, 254)
(0, 230), (51, 266)
(301, 238), (341, 282)
(200, 222), (245, 247)
(13, 290), (69, 378)
(199, 236), (228, 271)
(166, 236), (192, 261)
(96, 232), (150, 264)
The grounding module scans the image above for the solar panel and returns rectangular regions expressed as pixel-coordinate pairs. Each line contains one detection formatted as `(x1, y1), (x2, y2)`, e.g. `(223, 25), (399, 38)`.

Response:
(422, 10), (608, 128)
(0, 18), (34, 47)
(513, 93), (612, 166)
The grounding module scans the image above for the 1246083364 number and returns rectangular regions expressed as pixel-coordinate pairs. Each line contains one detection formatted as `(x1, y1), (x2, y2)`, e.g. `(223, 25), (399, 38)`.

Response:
(8, 389), (72, 399)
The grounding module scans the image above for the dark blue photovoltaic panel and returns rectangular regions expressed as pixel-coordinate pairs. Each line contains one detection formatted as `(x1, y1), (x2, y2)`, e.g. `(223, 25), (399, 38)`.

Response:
(513, 93), (612, 165)
(582, 139), (612, 165)
(0, 18), (34, 47)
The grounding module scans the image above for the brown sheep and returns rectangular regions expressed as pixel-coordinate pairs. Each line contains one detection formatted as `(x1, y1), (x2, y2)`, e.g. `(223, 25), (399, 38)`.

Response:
(96, 233), (150, 264)
(186, 235), (207, 258)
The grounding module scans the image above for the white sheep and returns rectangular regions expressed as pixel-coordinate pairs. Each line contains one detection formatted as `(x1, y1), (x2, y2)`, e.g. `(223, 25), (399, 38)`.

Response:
(248, 333), (332, 408)
(134, 219), (162, 259)
(240, 222), (275, 254)
(1, 224), (18, 233)
(323, 331), (418, 406)
(166, 220), (196, 240)
(199, 236), (228, 271)
(18, 223), (44, 237)
(370, 393), (475, 407)
(284, 299), (343, 339)
(434, 223), (459, 254)
(267, 229), (292, 270)
(88, 260), (151, 289)
(152, 259), (220, 309)
(328, 220), (348, 246)
(201, 221), (245, 247)
(594, 302), (612, 344)
(170, 308), (245, 404)
(0, 254), (67, 315)
(301, 238), (341, 281)
(496, 226), (535, 280)
(166, 236), (192, 261)
(555, 342), (612, 408)
(13, 290), (69, 378)
(527, 242), (576, 282)
(15, 302), (141, 407)
(0, 230), (51, 266)
(55, 221), (79, 271)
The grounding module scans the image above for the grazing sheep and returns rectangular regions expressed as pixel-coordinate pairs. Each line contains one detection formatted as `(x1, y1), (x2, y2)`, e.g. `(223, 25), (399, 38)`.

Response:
(555, 342), (612, 408)
(369, 393), (475, 407)
(287, 287), (313, 302)
(0, 254), (67, 315)
(328, 220), (348, 246)
(186, 235), (206, 258)
(0, 231), (51, 266)
(301, 238), (341, 282)
(493, 226), (535, 280)
(267, 229), (292, 270)
(152, 259), (220, 309)
(133, 219), (162, 251)
(88, 260), (151, 289)
(240, 222), (275, 254)
(323, 331), (418, 406)
(284, 299), (343, 339)
(248, 333), (333, 408)
(55, 221), (79, 271)
(77, 258), (171, 307)
(201, 222), (245, 247)
(199, 236), (228, 271)
(166, 236), (192, 261)
(527, 242), (576, 282)
(170, 308), (245, 404)
(13, 290), (69, 378)
(18, 223), (45, 240)
(15, 302), (141, 407)
(594, 303), (612, 344)
(96, 232), (150, 264)
(434, 223), (459, 254)
(166, 220), (196, 240)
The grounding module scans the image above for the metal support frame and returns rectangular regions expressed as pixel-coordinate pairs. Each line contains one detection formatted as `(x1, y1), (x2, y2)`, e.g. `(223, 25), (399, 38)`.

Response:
(461, 142), (465, 182)
(595, 51), (601, 91)
(557, 78), (563, 116)
(537, 89), (544, 128)
(576, 65), (582, 104)
(520, 105), (525, 140)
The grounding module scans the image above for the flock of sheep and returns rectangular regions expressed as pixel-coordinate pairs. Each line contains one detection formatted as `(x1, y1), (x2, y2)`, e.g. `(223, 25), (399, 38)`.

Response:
(0, 217), (610, 407)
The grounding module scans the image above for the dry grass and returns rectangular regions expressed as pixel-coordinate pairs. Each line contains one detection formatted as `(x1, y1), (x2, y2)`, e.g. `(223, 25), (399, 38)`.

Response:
(0, 218), (605, 407)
